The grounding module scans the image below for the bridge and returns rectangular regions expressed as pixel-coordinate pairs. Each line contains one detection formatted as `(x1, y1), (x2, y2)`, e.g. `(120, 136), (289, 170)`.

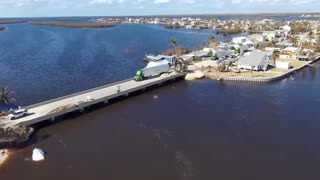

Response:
(2, 72), (187, 127)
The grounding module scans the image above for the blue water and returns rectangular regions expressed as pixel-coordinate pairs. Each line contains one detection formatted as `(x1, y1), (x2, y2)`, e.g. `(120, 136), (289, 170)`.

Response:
(1, 20), (320, 180)
(0, 23), (238, 106)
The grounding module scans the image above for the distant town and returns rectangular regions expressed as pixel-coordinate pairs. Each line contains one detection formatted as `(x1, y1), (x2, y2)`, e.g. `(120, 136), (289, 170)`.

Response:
(92, 16), (320, 81)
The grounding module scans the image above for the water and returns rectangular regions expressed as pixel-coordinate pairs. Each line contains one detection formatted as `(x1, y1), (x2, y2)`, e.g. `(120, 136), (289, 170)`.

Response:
(0, 23), (235, 107)
(1, 22), (320, 180)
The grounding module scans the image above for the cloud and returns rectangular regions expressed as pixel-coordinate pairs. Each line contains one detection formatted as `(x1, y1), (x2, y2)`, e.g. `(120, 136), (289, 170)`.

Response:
(0, 0), (319, 17)
(88, 0), (113, 5)
(153, 0), (170, 4)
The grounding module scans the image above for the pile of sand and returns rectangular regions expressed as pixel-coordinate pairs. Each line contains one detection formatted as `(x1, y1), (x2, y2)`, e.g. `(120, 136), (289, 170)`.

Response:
(160, 71), (178, 79)
(193, 60), (217, 69)
(185, 70), (205, 81)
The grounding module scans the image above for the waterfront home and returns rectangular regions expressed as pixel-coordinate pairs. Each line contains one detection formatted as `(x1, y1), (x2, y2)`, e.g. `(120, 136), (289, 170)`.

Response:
(238, 50), (270, 71)
(279, 47), (299, 59)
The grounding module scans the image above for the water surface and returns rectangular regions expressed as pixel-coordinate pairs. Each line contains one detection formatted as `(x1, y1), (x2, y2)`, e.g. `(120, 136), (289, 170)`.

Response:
(1, 22), (320, 180)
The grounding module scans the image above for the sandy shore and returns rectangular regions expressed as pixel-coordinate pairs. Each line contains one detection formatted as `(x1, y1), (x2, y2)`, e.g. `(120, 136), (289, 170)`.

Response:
(0, 149), (10, 168)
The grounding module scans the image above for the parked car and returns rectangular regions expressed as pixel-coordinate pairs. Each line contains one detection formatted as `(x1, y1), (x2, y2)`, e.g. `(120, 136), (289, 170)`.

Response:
(8, 108), (28, 120)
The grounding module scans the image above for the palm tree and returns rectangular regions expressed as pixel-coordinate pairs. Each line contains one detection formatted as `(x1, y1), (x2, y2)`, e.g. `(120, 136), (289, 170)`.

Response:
(209, 36), (215, 43)
(0, 86), (15, 105)
(170, 39), (178, 56)
(271, 50), (280, 65)
(291, 36), (298, 46)
(308, 31), (314, 48)
(208, 36), (218, 48)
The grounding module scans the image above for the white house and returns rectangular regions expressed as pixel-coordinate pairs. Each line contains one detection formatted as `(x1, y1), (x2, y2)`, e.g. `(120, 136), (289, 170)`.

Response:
(279, 47), (299, 59)
(282, 25), (292, 32)
(232, 37), (247, 44)
(275, 61), (292, 69)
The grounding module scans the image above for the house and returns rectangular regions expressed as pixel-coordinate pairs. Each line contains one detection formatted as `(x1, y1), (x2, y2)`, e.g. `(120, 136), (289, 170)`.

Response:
(249, 34), (264, 43)
(276, 41), (293, 47)
(279, 47), (299, 59)
(265, 47), (281, 52)
(232, 37), (247, 44)
(275, 61), (292, 69)
(238, 50), (270, 71)
(181, 50), (211, 61)
(282, 25), (292, 32)
(144, 55), (174, 63)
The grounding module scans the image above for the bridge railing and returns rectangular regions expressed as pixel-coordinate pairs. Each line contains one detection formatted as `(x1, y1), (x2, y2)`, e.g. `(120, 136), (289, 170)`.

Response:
(25, 78), (133, 109)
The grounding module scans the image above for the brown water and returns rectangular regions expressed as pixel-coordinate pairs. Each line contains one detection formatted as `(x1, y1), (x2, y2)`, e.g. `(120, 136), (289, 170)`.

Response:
(1, 65), (320, 180)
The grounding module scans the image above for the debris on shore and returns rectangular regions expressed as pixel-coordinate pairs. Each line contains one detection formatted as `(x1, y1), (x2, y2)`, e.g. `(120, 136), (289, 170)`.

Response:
(32, 148), (45, 162)
(0, 149), (10, 168)
(185, 70), (205, 80)
(0, 126), (34, 149)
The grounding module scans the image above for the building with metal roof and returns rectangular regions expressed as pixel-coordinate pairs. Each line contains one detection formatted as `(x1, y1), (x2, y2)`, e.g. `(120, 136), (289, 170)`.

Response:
(238, 50), (271, 71)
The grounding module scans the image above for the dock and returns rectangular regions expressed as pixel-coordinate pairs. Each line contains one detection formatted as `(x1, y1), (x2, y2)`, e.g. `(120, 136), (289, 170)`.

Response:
(3, 72), (187, 127)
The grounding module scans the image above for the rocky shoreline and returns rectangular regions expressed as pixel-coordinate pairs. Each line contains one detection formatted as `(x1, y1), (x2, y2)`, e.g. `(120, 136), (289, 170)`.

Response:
(0, 125), (34, 149)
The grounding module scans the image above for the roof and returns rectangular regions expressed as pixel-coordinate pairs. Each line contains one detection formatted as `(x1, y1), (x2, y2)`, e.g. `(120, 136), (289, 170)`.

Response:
(145, 55), (172, 61)
(233, 36), (246, 40)
(189, 50), (211, 57)
(283, 47), (298, 52)
(145, 60), (169, 68)
(239, 50), (270, 67)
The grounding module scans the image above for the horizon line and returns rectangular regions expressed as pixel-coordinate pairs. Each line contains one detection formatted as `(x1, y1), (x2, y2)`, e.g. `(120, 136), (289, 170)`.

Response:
(1, 12), (320, 19)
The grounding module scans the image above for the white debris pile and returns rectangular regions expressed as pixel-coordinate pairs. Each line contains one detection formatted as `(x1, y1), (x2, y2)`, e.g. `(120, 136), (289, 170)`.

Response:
(32, 148), (45, 161)
(193, 60), (217, 69)
(160, 71), (178, 78)
(185, 70), (205, 81)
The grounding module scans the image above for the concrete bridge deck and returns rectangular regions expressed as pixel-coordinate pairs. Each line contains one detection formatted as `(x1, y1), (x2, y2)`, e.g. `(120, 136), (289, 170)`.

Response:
(2, 72), (187, 127)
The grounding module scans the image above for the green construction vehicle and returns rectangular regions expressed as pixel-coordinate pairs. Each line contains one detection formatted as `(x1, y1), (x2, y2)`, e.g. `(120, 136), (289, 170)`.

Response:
(134, 70), (144, 81)
(211, 52), (218, 60)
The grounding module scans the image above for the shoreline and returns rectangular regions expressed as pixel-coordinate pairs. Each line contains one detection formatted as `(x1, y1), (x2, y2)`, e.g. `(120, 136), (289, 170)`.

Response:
(218, 59), (318, 82)
(187, 57), (320, 82)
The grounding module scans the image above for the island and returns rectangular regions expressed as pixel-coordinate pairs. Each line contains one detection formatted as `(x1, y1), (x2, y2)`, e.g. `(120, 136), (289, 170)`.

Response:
(0, 19), (28, 24)
(31, 21), (116, 28)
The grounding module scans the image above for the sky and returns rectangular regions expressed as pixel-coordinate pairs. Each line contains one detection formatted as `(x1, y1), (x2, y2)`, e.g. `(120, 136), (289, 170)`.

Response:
(0, 0), (320, 17)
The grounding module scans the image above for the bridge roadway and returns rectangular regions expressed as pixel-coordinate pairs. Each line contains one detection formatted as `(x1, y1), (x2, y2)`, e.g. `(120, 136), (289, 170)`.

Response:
(3, 72), (187, 127)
